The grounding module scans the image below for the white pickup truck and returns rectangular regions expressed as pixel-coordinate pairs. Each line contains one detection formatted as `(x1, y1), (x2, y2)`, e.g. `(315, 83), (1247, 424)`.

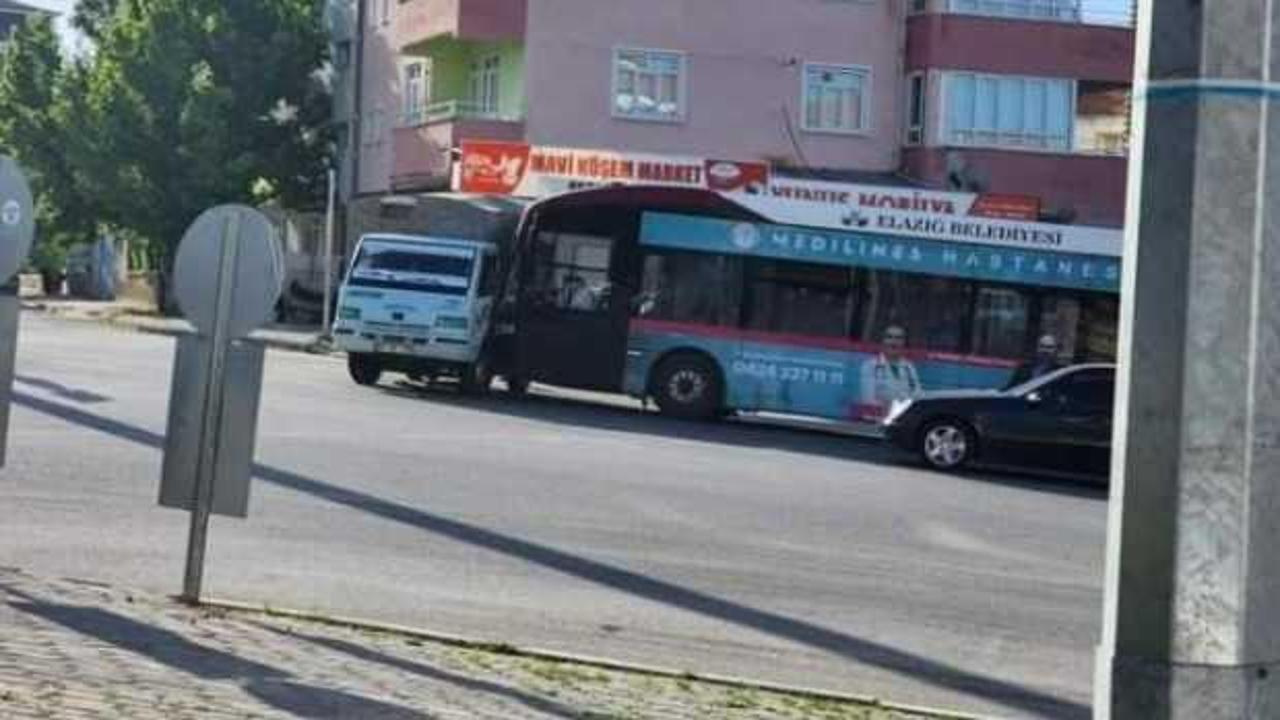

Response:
(332, 233), (499, 393)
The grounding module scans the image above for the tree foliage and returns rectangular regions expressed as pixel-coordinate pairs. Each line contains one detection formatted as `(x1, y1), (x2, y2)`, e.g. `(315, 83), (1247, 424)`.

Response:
(0, 0), (332, 295)
(0, 16), (95, 271)
(76, 0), (333, 268)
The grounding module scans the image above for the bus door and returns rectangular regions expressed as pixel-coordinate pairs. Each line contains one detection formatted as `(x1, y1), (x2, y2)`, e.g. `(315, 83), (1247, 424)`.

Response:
(516, 229), (630, 391)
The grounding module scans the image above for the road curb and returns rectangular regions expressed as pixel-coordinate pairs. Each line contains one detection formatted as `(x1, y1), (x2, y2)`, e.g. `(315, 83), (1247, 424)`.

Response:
(21, 304), (332, 355)
(201, 597), (988, 720)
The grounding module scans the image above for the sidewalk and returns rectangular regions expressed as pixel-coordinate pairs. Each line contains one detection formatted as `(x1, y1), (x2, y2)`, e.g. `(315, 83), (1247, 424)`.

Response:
(0, 568), (952, 720)
(19, 297), (330, 355)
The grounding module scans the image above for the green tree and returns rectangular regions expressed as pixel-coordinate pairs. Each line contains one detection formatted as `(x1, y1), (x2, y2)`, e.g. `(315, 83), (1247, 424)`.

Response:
(72, 0), (120, 42)
(0, 16), (94, 291)
(70, 0), (332, 307)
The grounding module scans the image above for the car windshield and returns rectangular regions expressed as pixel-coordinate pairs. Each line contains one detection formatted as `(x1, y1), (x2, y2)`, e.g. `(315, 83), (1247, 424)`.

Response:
(349, 241), (475, 295)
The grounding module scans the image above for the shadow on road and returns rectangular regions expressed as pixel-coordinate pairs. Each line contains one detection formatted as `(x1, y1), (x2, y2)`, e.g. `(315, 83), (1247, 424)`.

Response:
(11, 389), (1091, 720)
(0, 584), (429, 719)
(14, 374), (112, 404)
(381, 381), (1108, 502)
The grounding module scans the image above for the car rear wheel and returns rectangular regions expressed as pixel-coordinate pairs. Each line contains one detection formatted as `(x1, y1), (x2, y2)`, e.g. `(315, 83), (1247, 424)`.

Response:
(652, 353), (723, 421)
(348, 354), (382, 387)
(919, 419), (975, 471)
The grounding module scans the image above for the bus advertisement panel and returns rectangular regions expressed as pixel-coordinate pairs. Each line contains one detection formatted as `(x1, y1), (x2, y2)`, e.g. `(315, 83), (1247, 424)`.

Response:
(624, 212), (1120, 423)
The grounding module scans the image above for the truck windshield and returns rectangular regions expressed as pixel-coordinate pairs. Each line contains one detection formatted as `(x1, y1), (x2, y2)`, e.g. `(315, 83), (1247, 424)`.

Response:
(349, 241), (475, 296)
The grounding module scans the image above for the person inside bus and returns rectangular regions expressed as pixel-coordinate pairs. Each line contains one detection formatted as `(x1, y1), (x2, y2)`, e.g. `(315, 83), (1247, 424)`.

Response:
(858, 325), (922, 421)
(1005, 334), (1065, 389)
(559, 274), (604, 311)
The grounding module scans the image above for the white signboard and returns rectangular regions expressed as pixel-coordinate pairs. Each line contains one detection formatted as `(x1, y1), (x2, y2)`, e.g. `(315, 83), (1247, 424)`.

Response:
(457, 140), (1124, 259)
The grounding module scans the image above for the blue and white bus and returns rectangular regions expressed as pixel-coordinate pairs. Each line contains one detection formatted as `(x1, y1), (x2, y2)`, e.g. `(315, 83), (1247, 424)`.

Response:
(492, 185), (1121, 424)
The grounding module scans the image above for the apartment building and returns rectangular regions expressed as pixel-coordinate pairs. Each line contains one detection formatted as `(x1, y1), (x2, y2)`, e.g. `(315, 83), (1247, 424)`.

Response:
(902, 0), (1135, 225)
(359, 0), (906, 194)
(349, 0), (1134, 228)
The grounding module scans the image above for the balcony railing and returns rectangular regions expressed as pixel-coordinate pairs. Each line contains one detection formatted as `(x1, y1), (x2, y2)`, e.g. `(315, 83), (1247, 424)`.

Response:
(916, 0), (1135, 27)
(950, 0), (1081, 22)
(401, 99), (521, 128)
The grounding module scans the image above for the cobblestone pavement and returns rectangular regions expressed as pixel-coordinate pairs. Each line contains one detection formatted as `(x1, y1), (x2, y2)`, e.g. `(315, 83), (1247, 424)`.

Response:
(0, 569), (950, 720)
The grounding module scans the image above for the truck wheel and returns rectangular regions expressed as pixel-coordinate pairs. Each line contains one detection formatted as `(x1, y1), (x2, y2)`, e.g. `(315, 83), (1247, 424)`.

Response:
(348, 354), (382, 387)
(459, 359), (494, 396)
(652, 353), (723, 421)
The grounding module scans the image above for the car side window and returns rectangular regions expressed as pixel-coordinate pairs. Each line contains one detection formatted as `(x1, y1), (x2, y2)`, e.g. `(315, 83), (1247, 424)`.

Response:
(1048, 371), (1115, 412)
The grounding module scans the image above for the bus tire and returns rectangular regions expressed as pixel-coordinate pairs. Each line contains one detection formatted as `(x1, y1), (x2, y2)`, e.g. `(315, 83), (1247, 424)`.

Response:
(504, 375), (530, 398)
(459, 359), (494, 396)
(348, 354), (382, 387)
(652, 352), (723, 421)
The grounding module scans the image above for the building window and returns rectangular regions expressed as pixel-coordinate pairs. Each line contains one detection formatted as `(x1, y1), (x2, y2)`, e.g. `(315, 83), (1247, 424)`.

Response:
(613, 48), (685, 122)
(948, 0), (1080, 22)
(802, 63), (871, 134)
(944, 72), (1074, 151)
(402, 61), (430, 126)
(910, 0), (931, 12)
(469, 54), (501, 115)
(906, 73), (926, 145)
(362, 107), (386, 148)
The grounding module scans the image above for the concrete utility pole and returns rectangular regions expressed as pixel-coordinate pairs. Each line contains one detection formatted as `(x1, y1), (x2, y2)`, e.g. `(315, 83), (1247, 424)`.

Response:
(1098, 1), (1280, 718)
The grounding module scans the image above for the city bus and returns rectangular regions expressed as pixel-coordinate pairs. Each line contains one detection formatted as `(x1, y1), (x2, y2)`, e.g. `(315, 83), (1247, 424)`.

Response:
(490, 185), (1121, 424)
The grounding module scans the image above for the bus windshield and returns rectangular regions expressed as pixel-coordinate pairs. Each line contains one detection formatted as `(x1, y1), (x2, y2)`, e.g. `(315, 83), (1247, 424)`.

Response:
(349, 240), (475, 296)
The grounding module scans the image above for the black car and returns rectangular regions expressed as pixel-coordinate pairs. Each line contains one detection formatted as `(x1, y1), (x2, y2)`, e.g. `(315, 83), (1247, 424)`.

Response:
(882, 364), (1116, 478)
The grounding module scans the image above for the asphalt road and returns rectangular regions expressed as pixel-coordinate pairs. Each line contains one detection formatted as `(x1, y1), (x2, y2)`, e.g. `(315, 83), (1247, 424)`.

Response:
(0, 315), (1109, 719)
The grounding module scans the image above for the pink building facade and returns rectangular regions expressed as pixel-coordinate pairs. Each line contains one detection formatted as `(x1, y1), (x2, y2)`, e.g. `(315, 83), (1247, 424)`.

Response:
(520, 0), (904, 170)
(364, 0), (907, 194)
(355, 0), (1134, 228)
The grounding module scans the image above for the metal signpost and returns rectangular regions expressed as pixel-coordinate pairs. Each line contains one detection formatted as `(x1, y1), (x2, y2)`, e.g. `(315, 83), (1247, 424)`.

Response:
(0, 157), (36, 469)
(159, 205), (282, 603)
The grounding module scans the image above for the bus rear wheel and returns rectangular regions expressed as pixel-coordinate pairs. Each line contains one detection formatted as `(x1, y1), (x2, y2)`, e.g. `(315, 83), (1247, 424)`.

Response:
(348, 354), (382, 386)
(652, 353), (723, 421)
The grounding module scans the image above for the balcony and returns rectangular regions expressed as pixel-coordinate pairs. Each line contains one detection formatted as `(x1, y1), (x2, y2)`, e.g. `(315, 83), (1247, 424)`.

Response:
(396, 0), (527, 51)
(401, 99), (522, 128)
(392, 101), (524, 191)
(907, 8), (1134, 83)
(903, 147), (1128, 227)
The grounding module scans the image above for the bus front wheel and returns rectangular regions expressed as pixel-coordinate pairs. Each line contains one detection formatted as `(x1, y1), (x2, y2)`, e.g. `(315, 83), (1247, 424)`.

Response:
(652, 353), (723, 421)
(348, 354), (382, 387)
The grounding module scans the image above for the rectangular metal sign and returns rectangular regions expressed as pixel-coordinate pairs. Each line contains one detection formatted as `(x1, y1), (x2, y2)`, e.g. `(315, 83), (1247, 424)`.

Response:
(0, 282), (17, 469)
(159, 333), (265, 519)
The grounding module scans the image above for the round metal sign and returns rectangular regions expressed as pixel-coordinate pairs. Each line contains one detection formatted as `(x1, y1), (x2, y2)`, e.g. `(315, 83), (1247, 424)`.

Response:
(173, 205), (283, 340)
(0, 156), (35, 284)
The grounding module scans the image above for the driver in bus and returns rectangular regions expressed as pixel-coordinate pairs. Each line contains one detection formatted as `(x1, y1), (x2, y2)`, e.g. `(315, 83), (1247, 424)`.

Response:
(858, 325), (922, 421)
